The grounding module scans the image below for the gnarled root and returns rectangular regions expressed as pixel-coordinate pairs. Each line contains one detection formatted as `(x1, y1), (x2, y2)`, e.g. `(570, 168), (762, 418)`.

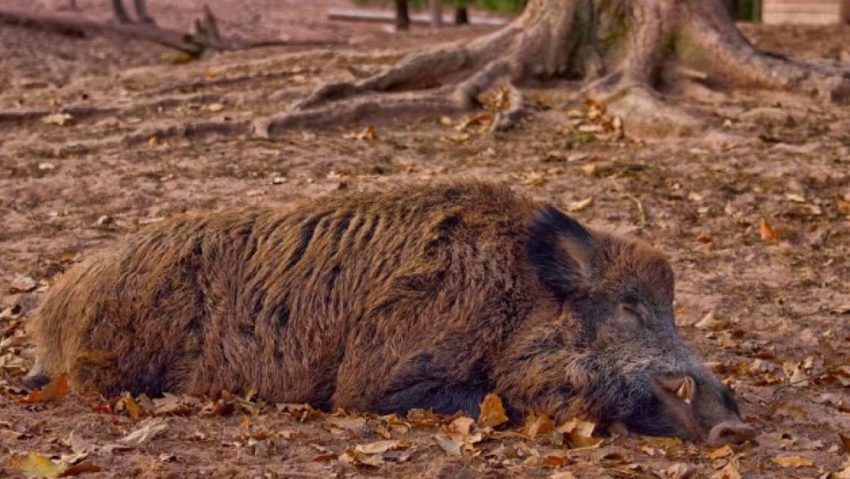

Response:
(259, 0), (849, 139)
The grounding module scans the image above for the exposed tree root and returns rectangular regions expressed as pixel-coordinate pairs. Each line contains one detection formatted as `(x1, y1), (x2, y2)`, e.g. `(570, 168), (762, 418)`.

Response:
(0, 93), (226, 128)
(0, 8), (344, 57)
(255, 87), (465, 138)
(124, 119), (252, 145)
(9, 0), (848, 146)
(245, 0), (850, 139)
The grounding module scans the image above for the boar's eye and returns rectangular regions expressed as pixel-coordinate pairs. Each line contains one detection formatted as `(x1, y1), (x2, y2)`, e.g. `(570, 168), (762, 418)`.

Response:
(620, 302), (647, 326)
(606, 302), (644, 333)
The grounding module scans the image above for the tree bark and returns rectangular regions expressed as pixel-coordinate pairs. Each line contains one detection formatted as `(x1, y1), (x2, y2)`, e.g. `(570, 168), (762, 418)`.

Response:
(133, 0), (154, 25)
(395, 0), (410, 31)
(429, 0), (443, 28)
(111, 0), (131, 24)
(124, 0), (845, 140)
(454, 5), (469, 25)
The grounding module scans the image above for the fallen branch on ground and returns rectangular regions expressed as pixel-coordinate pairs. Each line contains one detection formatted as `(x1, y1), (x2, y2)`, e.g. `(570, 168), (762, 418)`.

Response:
(0, 8), (345, 57)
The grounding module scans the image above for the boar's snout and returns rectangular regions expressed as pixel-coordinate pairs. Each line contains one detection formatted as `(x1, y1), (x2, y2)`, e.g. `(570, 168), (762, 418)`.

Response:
(707, 419), (755, 447)
(645, 373), (753, 446)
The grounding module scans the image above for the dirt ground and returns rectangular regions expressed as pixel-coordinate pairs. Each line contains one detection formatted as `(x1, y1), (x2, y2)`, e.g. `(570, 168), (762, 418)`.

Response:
(1, 1), (850, 478)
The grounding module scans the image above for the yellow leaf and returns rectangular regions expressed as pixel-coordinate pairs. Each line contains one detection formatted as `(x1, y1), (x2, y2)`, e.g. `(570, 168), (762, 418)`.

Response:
(41, 113), (74, 126)
(347, 125), (376, 141)
(771, 455), (814, 468)
(477, 393), (509, 428)
(521, 413), (556, 439)
(21, 375), (71, 404)
(641, 436), (683, 449)
(566, 198), (593, 212)
(695, 310), (728, 331)
(522, 171), (548, 187)
(707, 444), (734, 459)
(7, 453), (67, 478)
(354, 440), (402, 455)
(449, 416), (475, 437)
(759, 218), (779, 242)
(121, 394), (147, 421)
(712, 461), (741, 479)
(559, 419), (602, 449)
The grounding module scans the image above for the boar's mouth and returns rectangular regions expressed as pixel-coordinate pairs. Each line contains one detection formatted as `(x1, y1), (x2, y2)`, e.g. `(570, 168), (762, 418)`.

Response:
(621, 375), (754, 446)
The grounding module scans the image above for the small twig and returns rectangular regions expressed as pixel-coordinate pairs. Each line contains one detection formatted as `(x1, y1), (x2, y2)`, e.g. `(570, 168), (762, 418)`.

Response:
(769, 366), (837, 403)
(606, 179), (648, 229)
(0, 8), (343, 57)
(623, 192), (647, 229)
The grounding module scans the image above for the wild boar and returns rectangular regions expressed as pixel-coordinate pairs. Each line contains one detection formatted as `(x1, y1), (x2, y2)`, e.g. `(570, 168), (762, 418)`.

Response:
(24, 182), (752, 445)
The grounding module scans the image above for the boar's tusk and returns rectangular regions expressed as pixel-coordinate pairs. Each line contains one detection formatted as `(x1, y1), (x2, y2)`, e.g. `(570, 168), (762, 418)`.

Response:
(676, 376), (696, 404)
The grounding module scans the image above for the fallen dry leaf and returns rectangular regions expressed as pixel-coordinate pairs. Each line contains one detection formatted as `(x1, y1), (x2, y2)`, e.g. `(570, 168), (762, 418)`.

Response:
(345, 125), (377, 141)
(9, 274), (37, 293)
(449, 416), (475, 436)
(771, 455), (814, 468)
(566, 197), (594, 212)
(712, 461), (742, 479)
(59, 461), (102, 477)
(841, 433), (850, 454)
(434, 434), (463, 456)
(41, 113), (74, 126)
(695, 311), (728, 331)
(119, 417), (168, 446)
(354, 440), (402, 455)
(477, 393), (509, 428)
(707, 444), (734, 459)
(665, 463), (695, 479)
(521, 412), (556, 439)
(559, 418), (601, 449)
(21, 375), (70, 404)
(756, 432), (795, 450)
(759, 218), (779, 242)
(456, 112), (494, 131)
(540, 450), (569, 468)
(783, 361), (809, 387)
(641, 436), (684, 449)
(205, 103), (225, 112)
(521, 171), (548, 187)
(7, 453), (66, 478)
(121, 394), (147, 421)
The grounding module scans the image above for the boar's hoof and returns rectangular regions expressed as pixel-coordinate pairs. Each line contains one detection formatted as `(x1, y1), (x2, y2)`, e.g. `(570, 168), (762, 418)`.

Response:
(707, 420), (755, 446)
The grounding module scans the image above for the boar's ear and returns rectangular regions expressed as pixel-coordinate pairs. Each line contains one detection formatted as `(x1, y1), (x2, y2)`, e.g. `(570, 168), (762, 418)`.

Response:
(527, 205), (598, 297)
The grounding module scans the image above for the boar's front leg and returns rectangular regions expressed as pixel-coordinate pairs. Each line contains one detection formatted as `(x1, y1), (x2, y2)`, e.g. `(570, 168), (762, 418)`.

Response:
(491, 316), (588, 423)
(332, 330), (493, 417)
(372, 351), (491, 416)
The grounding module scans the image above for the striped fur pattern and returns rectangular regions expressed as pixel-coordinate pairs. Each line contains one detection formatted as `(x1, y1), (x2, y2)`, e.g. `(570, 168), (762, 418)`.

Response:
(26, 181), (743, 441)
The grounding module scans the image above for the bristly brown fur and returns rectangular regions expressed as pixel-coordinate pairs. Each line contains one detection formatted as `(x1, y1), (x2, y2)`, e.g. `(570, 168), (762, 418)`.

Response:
(28, 181), (742, 438)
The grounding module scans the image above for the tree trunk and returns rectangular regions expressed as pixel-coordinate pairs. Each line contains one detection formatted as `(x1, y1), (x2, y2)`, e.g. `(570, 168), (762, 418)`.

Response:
(429, 0), (443, 28)
(394, 0), (410, 31)
(454, 5), (469, 25)
(133, 0), (155, 25)
(111, 0), (131, 24)
(252, 0), (850, 138)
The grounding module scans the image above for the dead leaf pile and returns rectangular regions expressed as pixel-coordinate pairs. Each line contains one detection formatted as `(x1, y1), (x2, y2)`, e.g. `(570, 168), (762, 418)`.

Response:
(7, 452), (101, 478)
(1, 305), (28, 376)
(563, 99), (625, 143)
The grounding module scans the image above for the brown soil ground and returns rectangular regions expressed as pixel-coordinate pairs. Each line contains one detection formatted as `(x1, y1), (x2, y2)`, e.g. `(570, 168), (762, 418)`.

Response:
(1, 2), (850, 478)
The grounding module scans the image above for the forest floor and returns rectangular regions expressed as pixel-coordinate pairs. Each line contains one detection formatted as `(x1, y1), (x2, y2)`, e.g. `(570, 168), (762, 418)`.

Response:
(1, 1), (850, 478)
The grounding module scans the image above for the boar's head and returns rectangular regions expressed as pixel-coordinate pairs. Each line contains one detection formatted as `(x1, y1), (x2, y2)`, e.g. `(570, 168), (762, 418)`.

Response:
(527, 205), (753, 446)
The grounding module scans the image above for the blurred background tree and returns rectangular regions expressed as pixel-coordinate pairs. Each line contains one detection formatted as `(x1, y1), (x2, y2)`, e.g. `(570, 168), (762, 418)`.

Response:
(356, 0), (528, 16)
(359, 0), (760, 30)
